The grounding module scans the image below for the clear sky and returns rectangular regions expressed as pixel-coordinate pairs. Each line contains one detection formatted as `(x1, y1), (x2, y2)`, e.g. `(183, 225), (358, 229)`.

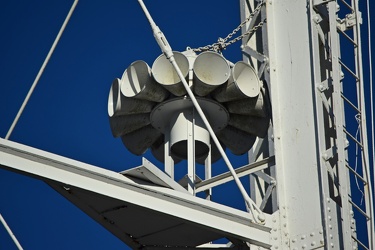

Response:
(0, 0), (373, 249)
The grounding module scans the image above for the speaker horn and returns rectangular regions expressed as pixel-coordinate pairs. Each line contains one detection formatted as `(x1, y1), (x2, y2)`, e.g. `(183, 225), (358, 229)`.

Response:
(121, 125), (162, 156)
(108, 78), (154, 117)
(192, 51), (230, 96)
(225, 90), (267, 117)
(228, 114), (270, 138)
(152, 51), (190, 96)
(121, 60), (169, 102)
(109, 113), (150, 138)
(216, 125), (256, 155)
(212, 61), (260, 102)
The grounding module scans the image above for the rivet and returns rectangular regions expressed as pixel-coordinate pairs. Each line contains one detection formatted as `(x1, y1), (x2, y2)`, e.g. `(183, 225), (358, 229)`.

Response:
(311, 241), (316, 246)
(301, 235), (306, 240)
(310, 232), (315, 237)
(292, 239), (297, 243)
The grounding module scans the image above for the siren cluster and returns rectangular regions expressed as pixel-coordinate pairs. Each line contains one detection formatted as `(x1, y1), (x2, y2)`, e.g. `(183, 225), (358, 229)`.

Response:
(108, 50), (270, 164)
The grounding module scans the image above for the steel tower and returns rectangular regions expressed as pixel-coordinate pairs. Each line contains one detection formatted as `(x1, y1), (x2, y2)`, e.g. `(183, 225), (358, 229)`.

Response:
(0, 0), (373, 249)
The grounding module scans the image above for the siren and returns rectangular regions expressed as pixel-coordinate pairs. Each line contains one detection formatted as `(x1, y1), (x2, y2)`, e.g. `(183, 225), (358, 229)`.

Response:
(121, 60), (169, 102)
(108, 50), (271, 164)
(192, 51), (230, 96)
(152, 51), (190, 96)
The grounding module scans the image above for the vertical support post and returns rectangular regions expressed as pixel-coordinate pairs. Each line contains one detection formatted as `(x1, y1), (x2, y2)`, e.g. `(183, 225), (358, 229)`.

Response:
(164, 132), (174, 179)
(266, 0), (325, 247)
(327, 3), (352, 247)
(187, 109), (196, 195)
(205, 144), (212, 200)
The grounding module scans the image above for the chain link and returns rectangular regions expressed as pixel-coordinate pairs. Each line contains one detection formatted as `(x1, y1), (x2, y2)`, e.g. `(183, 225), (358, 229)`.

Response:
(192, 1), (265, 53)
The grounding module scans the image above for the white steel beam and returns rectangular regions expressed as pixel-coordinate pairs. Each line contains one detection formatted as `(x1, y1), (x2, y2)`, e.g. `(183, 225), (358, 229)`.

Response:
(0, 138), (271, 248)
(266, 0), (325, 247)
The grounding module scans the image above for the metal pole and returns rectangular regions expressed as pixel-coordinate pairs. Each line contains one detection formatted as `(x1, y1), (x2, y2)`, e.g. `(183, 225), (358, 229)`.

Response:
(136, 0), (264, 223)
(0, 213), (23, 250)
(5, 0), (79, 140)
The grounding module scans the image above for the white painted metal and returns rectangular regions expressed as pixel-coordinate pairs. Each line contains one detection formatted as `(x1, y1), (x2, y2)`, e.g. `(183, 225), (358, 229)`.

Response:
(121, 60), (168, 102)
(0, 138), (272, 248)
(1, 0), (372, 248)
(266, 0), (325, 247)
(137, 0), (266, 223)
(238, 0), (374, 248)
(0, 214), (23, 250)
(192, 51), (230, 96)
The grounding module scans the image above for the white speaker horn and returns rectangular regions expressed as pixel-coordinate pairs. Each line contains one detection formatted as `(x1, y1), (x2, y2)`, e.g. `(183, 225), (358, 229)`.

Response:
(225, 91), (267, 117)
(108, 78), (154, 117)
(212, 61), (260, 102)
(152, 51), (190, 96)
(121, 125), (162, 156)
(192, 51), (230, 96)
(109, 113), (150, 138)
(216, 125), (256, 155)
(228, 114), (270, 138)
(121, 60), (169, 102)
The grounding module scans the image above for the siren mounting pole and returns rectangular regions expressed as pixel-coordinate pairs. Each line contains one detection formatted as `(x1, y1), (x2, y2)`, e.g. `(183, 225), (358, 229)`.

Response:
(136, 0), (265, 223)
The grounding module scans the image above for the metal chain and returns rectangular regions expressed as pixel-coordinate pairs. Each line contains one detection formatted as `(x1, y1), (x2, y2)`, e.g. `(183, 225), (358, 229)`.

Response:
(192, 1), (265, 53)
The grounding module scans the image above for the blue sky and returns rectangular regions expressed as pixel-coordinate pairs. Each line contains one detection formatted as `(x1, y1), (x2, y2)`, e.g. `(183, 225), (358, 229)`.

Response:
(0, 0), (373, 249)
(0, 1), (246, 249)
